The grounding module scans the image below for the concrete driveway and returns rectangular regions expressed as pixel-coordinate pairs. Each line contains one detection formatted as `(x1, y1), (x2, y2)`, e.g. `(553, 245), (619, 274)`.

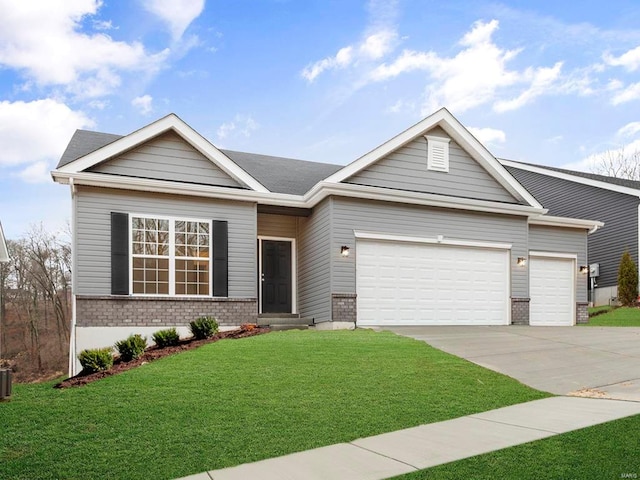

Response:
(386, 326), (640, 401)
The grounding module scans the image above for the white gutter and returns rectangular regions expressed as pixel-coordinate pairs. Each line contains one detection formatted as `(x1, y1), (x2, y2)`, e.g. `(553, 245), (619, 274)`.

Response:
(69, 176), (78, 377)
(529, 214), (604, 233)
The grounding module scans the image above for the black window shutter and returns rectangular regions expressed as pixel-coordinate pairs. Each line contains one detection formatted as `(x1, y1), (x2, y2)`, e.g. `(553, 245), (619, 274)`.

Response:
(212, 220), (228, 297)
(111, 212), (129, 295)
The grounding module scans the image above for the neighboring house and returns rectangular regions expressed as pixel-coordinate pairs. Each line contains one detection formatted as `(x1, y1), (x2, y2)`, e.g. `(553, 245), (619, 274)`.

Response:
(51, 108), (601, 374)
(503, 160), (638, 306)
(0, 222), (7, 263)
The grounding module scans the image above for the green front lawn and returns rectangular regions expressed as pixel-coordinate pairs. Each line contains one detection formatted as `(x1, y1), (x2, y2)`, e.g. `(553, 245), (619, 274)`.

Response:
(392, 413), (640, 479)
(585, 306), (640, 326)
(0, 329), (548, 480)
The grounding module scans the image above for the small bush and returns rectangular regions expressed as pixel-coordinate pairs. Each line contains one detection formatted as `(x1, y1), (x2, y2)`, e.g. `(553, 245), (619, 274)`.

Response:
(189, 316), (219, 339)
(114, 334), (147, 362)
(78, 348), (114, 374)
(618, 250), (638, 307)
(152, 328), (180, 348)
(241, 323), (256, 332)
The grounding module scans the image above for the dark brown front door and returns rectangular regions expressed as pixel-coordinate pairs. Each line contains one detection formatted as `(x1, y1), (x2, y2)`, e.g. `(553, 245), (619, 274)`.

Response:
(262, 240), (292, 313)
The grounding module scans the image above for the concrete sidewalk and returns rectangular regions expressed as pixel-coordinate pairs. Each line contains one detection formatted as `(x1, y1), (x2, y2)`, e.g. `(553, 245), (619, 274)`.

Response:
(177, 396), (640, 480)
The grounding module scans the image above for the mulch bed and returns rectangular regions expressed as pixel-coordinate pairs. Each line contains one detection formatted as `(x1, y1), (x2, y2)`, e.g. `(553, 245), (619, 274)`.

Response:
(54, 326), (270, 389)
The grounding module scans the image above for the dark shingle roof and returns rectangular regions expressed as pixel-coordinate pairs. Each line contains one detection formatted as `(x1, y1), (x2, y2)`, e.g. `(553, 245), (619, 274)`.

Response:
(57, 130), (122, 168)
(503, 159), (640, 191)
(56, 129), (343, 195)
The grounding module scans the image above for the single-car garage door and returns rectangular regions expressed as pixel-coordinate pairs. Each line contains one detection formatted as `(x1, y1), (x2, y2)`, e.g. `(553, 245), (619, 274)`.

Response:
(356, 239), (510, 326)
(530, 255), (575, 326)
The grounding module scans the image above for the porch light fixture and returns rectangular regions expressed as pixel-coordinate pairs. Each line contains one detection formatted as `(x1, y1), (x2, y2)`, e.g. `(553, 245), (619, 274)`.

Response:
(580, 265), (589, 274)
(341, 246), (350, 257)
(517, 257), (527, 267)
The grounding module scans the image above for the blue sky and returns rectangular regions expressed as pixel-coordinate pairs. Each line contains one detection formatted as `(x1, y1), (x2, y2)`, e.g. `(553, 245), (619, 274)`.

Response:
(1, 0), (640, 238)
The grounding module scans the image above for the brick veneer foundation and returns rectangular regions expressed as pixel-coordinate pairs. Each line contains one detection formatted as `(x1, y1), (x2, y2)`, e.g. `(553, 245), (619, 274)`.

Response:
(331, 293), (357, 323)
(576, 302), (589, 324)
(76, 296), (257, 327)
(511, 297), (530, 325)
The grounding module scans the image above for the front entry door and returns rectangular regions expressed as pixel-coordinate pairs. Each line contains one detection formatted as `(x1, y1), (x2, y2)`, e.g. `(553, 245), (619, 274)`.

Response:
(261, 240), (292, 313)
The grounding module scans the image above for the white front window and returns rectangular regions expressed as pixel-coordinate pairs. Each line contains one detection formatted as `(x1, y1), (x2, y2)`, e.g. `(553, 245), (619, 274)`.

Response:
(131, 216), (211, 296)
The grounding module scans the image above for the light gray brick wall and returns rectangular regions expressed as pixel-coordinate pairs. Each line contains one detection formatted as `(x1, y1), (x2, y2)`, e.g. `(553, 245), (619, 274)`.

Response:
(576, 302), (589, 324)
(76, 296), (257, 327)
(511, 297), (530, 325)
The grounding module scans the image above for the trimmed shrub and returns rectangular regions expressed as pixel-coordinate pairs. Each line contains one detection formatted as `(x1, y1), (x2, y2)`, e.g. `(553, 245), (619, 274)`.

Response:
(114, 334), (147, 362)
(189, 316), (219, 340)
(618, 250), (638, 306)
(78, 348), (114, 374)
(152, 328), (180, 348)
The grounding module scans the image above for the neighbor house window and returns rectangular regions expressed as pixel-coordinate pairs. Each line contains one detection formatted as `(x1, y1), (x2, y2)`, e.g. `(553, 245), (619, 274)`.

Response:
(131, 216), (210, 296)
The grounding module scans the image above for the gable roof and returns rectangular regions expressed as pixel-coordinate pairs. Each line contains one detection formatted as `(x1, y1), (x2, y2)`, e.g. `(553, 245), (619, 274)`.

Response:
(55, 114), (270, 193)
(501, 159), (640, 198)
(58, 130), (122, 169)
(0, 222), (9, 263)
(324, 108), (543, 209)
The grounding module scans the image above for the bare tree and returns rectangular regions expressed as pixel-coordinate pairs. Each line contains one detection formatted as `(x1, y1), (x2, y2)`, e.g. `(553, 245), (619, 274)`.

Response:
(591, 147), (640, 180)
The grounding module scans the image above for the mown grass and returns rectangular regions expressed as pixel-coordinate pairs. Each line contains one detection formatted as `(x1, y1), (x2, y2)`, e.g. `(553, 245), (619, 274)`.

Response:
(392, 414), (640, 480)
(584, 306), (640, 326)
(0, 329), (548, 480)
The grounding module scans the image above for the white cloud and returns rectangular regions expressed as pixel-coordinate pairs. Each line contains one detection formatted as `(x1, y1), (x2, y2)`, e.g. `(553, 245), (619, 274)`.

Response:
(15, 161), (51, 184)
(611, 82), (640, 105)
(604, 45), (640, 71)
(131, 94), (153, 115)
(359, 29), (398, 60)
(0, 0), (169, 97)
(468, 127), (506, 146)
(562, 139), (640, 173)
(302, 47), (354, 82)
(494, 62), (563, 112)
(0, 99), (93, 168)
(216, 114), (259, 140)
(142, 0), (205, 41)
(617, 122), (640, 138)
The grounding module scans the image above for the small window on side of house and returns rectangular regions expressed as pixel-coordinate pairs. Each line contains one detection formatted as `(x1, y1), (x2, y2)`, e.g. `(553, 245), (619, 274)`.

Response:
(425, 135), (450, 172)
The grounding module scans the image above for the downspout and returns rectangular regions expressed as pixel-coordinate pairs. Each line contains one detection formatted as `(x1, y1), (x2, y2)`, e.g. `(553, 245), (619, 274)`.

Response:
(68, 178), (78, 377)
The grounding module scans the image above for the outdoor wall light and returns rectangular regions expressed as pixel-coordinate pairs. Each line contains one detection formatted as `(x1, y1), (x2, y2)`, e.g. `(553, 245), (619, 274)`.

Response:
(341, 246), (350, 257)
(579, 265), (589, 274)
(517, 257), (527, 267)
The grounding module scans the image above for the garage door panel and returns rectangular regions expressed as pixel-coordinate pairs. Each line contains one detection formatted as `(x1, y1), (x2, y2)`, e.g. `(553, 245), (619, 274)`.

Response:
(356, 240), (509, 326)
(530, 256), (574, 326)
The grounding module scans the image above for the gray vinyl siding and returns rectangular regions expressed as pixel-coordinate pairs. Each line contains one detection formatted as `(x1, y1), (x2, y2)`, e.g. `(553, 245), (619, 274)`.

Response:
(257, 214), (298, 238)
(74, 186), (256, 297)
(89, 131), (245, 188)
(529, 225), (588, 302)
(330, 197), (529, 298)
(508, 167), (638, 288)
(297, 199), (331, 321)
(346, 127), (518, 204)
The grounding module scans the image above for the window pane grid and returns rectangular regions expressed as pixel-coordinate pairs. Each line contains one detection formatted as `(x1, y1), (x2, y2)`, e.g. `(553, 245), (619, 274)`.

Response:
(131, 216), (210, 296)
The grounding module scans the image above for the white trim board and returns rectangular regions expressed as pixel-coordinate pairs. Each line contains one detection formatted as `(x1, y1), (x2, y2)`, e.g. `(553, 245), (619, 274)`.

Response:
(258, 236), (297, 315)
(354, 231), (513, 250)
(529, 251), (578, 260)
(0, 222), (8, 262)
(56, 114), (270, 193)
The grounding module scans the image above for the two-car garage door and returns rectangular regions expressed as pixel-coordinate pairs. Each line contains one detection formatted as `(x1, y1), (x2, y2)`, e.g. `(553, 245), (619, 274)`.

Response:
(356, 239), (510, 326)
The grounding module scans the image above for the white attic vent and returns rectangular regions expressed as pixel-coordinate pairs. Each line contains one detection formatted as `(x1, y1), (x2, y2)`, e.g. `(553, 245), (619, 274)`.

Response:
(425, 135), (450, 172)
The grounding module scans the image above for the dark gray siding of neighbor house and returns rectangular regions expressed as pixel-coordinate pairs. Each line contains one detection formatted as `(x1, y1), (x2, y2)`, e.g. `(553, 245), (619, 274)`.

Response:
(529, 225), (588, 302)
(330, 197), (529, 298)
(297, 199), (332, 321)
(74, 186), (257, 297)
(345, 126), (519, 204)
(89, 131), (245, 188)
(507, 167), (639, 289)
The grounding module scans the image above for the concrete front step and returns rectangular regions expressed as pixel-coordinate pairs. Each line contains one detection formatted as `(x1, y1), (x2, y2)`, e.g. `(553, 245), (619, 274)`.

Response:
(257, 315), (314, 327)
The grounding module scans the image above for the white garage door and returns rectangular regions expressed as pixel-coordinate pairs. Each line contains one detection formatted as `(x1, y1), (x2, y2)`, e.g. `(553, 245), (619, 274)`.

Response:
(356, 240), (510, 326)
(530, 256), (575, 326)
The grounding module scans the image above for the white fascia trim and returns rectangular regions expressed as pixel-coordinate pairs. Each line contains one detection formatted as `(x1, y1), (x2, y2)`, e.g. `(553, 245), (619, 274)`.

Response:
(529, 251), (578, 260)
(500, 159), (640, 198)
(529, 215), (604, 231)
(354, 231), (513, 250)
(307, 181), (547, 217)
(323, 108), (543, 209)
(53, 171), (549, 218)
(56, 113), (270, 193)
